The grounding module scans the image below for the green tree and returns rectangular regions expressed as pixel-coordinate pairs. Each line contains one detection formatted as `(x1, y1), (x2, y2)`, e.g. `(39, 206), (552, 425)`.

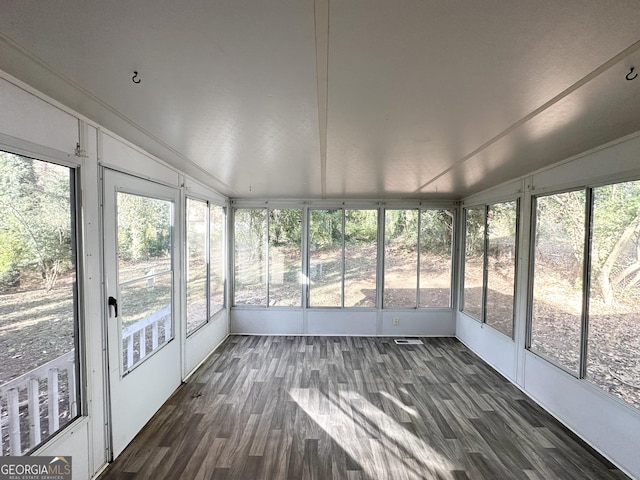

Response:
(0, 152), (73, 290)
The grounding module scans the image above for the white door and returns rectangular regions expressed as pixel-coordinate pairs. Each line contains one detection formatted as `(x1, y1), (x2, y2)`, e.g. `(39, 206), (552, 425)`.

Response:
(103, 169), (182, 458)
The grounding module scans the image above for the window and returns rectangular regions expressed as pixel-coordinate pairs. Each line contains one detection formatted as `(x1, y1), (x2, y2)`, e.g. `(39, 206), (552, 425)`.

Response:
(384, 210), (418, 307)
(185, 199), (226, 336)
(309, 209), (343, 307)
(269, 209), (302, 306)
(234, 209), (267, 305)
(344, 210), (378, 307)
(309, 209), (378, 307)
(485, 202), (518, 337)
(530, 191), (585, 373)
(186, 198), (208, 334)
(209, 204), (225, 314)
(420, 210), (454, 308)
(384, 209), (455, 308)
(234, 208), (301, 306)
(587, 180), (640, 408)
(463, 202), (518, 338)
(462, 207), (485, 319)
(0, 151), (80, 455)
(117, 192), (173, 368)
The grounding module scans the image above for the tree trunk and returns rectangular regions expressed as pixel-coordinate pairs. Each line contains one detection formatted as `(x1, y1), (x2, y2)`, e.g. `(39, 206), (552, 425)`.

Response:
(598, 218), (640, 306)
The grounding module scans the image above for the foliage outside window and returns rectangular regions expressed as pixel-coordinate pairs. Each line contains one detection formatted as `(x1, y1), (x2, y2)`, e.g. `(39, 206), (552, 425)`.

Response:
(384, 210), (418, 307)
(485, 203), (518, 337)
(309, 209), (342, 306)
(210, 205), (225, 314)
(269, 209), (302, 306)
(586, 181), (640, 408)
(0, 151), (80, 455)
(344, 210), (378, 307)
(309, 209), (378, 307)
(185, 199), (226, 335)
(530, 191), (585, 373)
(234, 208), (301, 306)
(117, 192), (173, 369)
(529, 181), (640, 409)
(234, 209), (267, 305)
(462, 202), (517, 338)
(419, 210), (454, 308)
(462, 207), (485, 319)
(384, 209), (454, 308)
(186, 198), (208, 334)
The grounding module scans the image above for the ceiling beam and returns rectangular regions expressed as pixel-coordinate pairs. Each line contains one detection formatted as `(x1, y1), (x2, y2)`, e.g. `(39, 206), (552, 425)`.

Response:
(314, 0), (330, 198)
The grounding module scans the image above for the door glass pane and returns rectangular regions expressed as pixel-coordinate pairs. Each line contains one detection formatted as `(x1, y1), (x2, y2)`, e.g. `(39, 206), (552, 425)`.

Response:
(234, 209), (267, 305)
(120, 273), (172, 370)
(117, 193), (172, 283)
(384, 210), (419, 307)
(419, 209), (454, 308)
(117, 192), (173, 371)
(0, 151), (80, 455)
(530, 191), (585, 373)
(587, 181), (640, 409)
(210, 205), (225, 314)
(486, 202), (517, 338)
(309, 209), (343, 307)
(463, 207), (485, 320)
(344, 210), (377, 307)
(269, 209), (302, 306)
(186, 199), (207, 335)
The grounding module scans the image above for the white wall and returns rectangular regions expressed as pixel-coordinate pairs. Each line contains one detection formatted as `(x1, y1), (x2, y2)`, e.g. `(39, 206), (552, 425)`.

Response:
(0, 73), (229, 480)
(231, 308), (456, 336)
(457, 131), (640, 479)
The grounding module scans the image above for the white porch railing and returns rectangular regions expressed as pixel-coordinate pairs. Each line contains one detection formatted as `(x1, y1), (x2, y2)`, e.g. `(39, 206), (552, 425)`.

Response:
(0, 350), (77, 455)
(121, 304), (171, 370)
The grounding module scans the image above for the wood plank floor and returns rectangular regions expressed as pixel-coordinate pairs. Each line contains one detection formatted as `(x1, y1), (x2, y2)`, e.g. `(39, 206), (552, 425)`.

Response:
(99, 336), (628, 480)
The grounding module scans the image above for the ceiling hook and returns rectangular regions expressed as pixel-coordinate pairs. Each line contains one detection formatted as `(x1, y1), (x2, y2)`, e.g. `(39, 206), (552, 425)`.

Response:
(626, 67), (637, 81)
(132, 71), (141, 84)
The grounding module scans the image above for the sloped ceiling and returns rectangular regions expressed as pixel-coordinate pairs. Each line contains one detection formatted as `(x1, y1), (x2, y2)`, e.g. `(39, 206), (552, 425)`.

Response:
(1, 0), (640, 199)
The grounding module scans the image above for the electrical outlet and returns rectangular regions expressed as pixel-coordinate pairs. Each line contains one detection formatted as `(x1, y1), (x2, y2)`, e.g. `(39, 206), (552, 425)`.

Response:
(393, 317), (399, 326)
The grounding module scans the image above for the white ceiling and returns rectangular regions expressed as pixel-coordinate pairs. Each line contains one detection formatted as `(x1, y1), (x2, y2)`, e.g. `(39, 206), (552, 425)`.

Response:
(1, 0), (640, 199)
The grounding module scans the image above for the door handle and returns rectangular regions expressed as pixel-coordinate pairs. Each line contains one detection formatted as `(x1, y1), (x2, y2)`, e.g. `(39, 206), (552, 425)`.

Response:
(108, 296), (118, 317)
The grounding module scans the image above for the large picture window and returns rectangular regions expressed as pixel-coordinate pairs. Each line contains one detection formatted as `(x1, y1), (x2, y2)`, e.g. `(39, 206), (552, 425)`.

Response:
(530, 181), (640, 409)
(0, 151), (80, 455)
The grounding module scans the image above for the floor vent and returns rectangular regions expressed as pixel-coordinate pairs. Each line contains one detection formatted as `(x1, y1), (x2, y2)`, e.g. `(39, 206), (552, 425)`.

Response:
(394, 338), (424, 345)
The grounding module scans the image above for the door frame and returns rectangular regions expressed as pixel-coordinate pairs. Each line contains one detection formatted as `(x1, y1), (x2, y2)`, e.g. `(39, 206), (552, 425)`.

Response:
(101, 167), (183, 459)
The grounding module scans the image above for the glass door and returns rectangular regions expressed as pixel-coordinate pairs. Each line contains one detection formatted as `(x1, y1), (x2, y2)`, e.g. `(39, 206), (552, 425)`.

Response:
(102, 169), (182, 458)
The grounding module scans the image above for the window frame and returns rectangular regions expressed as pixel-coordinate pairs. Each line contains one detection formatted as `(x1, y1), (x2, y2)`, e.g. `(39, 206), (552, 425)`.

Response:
(383, 207), (456, 310)
(0, 149), (84, 454)
(526, 188), (589, 377)
(232, 206), (303, 308)
(461, 199), (519, 339)
(308, 207), (380, 309)
(184, 196), (227, 337)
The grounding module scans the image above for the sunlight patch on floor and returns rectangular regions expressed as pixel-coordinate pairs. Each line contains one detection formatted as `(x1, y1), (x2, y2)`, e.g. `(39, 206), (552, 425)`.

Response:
(289, 387), (456, 478)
